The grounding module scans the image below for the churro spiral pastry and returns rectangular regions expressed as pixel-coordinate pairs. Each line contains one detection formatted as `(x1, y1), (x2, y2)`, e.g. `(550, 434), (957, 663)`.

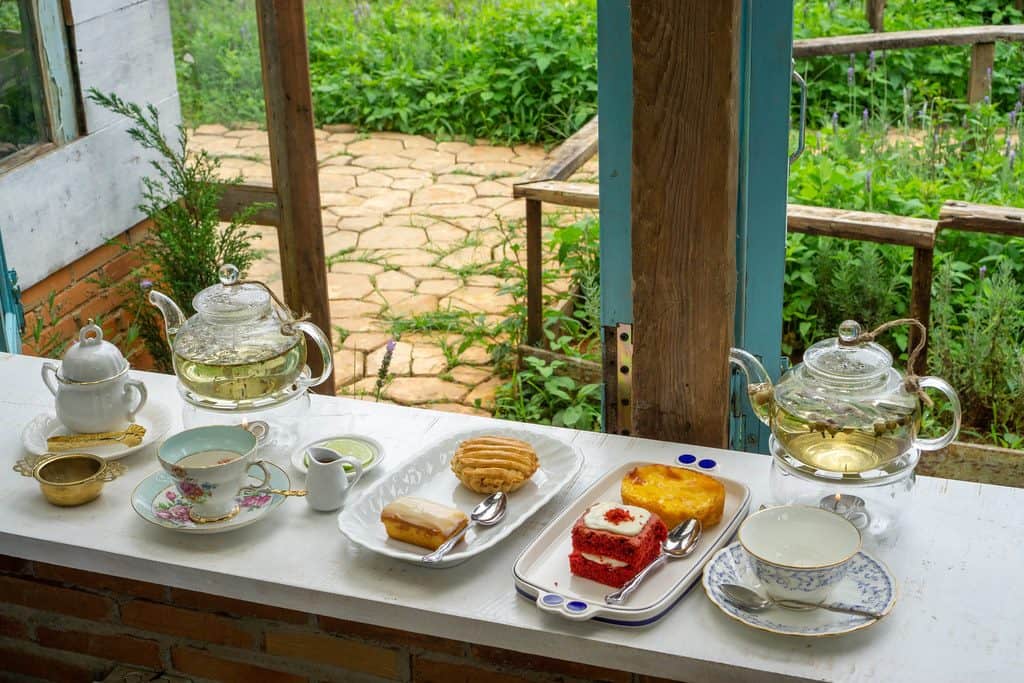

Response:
(450, 436), (539, 493)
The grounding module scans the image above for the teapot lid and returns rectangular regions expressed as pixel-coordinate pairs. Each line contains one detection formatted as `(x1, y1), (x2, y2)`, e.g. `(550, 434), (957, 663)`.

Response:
(59, 322), (128, 382)
(802, 320), (893, 385)
(192, 264), (271, 322)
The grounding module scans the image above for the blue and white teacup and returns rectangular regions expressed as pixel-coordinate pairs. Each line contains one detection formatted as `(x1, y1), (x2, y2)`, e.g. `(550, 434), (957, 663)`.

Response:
(158, 425), (270, 523)
(738, 505), (861, 605)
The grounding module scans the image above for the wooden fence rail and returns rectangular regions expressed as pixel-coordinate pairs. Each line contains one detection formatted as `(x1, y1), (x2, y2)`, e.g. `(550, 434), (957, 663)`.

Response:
(793, 24), (1024, 104)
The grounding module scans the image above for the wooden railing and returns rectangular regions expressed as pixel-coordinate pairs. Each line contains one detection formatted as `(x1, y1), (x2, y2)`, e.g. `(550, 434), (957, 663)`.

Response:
(512, 132), (1024, 374)
(793, 25), (1024, 104)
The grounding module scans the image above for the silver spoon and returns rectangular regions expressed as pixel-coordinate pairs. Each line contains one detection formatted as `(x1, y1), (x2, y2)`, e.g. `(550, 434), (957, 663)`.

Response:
(605, 518), (702, 605)
(719, 583), (883, 619)
(421, 492), (507, 564)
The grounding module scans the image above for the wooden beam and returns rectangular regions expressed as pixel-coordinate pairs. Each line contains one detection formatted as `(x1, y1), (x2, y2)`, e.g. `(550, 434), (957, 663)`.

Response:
(255, 0), (334, 394)
(217, 182), (282, 226)
(523, 115), (599, 183)
(909, 246), (933, 374)
(525, 199), (543, 346)
(787, 204), (936, 248)
(967, 42), (995, 104)
(866, 0), (887, 32)
(512, 181), (599, 209)
(793, 25), (1024, 57)
(939, 200), (1024, 236)
(630, 0), (741, 447)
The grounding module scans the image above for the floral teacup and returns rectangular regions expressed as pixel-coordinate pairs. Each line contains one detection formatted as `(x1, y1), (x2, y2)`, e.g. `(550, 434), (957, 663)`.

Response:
(738, 505), (861, 604)
(158, 425), (271, 523)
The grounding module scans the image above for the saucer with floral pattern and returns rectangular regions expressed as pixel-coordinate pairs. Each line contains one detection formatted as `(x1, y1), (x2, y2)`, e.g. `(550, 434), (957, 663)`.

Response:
(131, 462), (290, 534)
(702, 542), (897, 637)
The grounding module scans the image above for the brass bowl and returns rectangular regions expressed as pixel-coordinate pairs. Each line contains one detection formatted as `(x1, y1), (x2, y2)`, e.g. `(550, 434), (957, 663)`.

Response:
(14, 453), (125, 506)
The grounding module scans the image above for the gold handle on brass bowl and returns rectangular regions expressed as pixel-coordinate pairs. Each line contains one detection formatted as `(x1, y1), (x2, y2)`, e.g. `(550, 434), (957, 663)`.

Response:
(14, 453), (124, 506)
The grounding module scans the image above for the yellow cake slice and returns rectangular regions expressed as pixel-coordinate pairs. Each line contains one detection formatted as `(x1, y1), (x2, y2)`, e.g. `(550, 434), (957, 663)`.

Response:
(620, 464), (725, 529)
(380, 496), (468, 550)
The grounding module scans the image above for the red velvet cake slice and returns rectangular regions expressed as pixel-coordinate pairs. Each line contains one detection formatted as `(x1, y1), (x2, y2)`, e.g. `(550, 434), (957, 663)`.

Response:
(569, 502), (668, 588)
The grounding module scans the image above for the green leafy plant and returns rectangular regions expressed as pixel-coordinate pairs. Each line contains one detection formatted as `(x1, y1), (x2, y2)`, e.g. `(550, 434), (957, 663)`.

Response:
(87, 89), (262, 371)
(929, 260), (1024, 446)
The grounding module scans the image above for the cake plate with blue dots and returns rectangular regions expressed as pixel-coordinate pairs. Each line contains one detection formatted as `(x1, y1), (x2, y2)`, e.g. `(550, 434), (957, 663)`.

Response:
(513, 460), (750, 627)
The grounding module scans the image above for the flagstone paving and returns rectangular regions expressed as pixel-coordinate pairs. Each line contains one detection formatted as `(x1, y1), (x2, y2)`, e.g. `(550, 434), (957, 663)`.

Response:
(190, 125), (597, 416)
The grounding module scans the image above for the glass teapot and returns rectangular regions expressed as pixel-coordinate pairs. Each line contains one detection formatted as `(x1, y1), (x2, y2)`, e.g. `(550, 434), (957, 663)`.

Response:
(149, 264), (333, 409)
(731, 320), (961, 475)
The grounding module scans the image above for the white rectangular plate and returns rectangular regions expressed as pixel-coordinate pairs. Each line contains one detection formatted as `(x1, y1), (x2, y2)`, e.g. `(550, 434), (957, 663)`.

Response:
(338, 427), (584, 567)
(513, 460), (750, 627)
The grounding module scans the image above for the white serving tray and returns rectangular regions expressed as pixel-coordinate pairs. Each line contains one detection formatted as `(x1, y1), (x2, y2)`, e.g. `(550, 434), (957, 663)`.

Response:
(337, 427), (584, 567)
(513, 460), (750, 627)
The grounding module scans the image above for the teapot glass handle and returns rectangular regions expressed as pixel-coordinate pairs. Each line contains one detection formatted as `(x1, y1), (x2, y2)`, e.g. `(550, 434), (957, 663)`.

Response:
(292, 321), (334, 390)
(912, 376), (962, 451)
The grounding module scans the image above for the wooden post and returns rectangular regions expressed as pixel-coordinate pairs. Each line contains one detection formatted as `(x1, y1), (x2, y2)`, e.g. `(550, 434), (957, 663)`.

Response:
(967, 42), (995, 104)
(525, 199), (543, 347)
(909, 246), (933, 374)
(866, 0), (887, 32)
(255, 0), (335, 395)
(630, 1), (741, 447)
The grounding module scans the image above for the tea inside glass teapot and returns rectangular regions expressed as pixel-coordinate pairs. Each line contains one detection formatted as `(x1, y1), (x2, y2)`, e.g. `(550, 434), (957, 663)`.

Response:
(149, 265), (333, 408)
(732, 320), (961, 474)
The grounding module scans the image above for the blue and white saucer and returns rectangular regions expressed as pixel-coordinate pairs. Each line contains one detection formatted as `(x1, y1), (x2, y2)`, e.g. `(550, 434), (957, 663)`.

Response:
(702, 542), (897, 637)
(131, 462), (290, 534)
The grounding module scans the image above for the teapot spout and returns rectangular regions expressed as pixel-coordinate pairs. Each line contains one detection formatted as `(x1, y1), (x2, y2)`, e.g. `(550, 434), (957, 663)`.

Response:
(148, 290), (186, 342)
(730, 348), (774, 427)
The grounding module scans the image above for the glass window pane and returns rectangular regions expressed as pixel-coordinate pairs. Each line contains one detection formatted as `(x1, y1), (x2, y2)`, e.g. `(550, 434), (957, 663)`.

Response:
(0, 0), (48, 162)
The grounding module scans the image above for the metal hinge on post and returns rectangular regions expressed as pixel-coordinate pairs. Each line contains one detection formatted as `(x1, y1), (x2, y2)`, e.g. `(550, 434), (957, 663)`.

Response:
(615, 323), (633, 436)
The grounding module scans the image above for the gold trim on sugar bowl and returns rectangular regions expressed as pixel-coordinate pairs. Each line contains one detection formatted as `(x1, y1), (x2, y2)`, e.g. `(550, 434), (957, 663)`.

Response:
(14, 452), (125, 506)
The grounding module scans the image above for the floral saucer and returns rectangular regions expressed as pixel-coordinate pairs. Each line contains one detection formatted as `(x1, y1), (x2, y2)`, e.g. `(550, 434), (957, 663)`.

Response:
(131, 462), (290, 534)
(702, 542), (897, 637)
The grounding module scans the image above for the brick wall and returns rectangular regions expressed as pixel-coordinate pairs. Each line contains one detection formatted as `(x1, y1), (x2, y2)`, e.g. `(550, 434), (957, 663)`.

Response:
(0, 555), (678, 683)
(17, 219), (155, 369)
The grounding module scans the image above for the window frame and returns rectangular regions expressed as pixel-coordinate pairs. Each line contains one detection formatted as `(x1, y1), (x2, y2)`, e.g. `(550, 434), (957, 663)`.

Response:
(0, 0), (79, 174)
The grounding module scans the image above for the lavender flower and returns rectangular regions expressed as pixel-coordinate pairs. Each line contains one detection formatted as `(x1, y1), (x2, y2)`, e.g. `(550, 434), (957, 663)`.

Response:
(1010, 110), (1017, 128)
(353, 1), (370, 23)
(865, 170), (872, 194)
(828, 0), (836, 13)
(979, 265), (988, 279)
(832, 111), (839, 134)
(1011, 150), (1017, 170)
(847, 66), (855, 86)
(374, 339), (397, 402)
(984, 95), (991, 105)
(868, 51), (876, 71)
(862, 108), (869, 126)
(139, 279), (153, 291)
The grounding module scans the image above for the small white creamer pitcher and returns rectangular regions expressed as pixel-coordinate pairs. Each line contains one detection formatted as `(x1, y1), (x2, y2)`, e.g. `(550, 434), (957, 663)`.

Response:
(304, 446), (364, 512)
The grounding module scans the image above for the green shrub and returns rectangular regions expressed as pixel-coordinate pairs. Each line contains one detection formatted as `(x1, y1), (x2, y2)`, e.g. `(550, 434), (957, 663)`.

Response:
(171, 0), (597, 143)
(929, 260), (1024, 447)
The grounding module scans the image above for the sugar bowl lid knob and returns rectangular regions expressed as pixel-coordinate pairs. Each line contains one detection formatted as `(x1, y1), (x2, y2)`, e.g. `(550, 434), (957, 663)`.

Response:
(58, 320), (128, 382)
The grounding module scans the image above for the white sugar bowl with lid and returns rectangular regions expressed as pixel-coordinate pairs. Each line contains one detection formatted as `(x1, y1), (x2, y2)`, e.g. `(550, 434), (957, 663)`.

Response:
(41, 322), (147, 433)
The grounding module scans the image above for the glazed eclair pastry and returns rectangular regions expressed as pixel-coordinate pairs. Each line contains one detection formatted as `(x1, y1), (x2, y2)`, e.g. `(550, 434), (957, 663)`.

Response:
(380, 496), (469, 550)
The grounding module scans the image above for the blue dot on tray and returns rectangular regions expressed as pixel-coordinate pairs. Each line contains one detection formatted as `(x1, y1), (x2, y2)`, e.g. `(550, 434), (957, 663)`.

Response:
(542, 594), (563, 606)
(677, 454), (697, 464)
(566, 600), (588, 612)
(698, 458), (717, 469)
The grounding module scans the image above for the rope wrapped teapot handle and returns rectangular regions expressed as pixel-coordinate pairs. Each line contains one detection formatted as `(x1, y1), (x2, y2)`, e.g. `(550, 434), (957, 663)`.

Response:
(837, 318), (932, 407)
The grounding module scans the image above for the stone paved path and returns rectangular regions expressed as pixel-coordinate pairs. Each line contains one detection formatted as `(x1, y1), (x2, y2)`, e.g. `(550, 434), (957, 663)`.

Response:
(189, 124), (597, 416)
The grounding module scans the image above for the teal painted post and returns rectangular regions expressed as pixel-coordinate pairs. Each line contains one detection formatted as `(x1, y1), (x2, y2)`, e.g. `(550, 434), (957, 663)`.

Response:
(0, 229), (24, 354)
(597, 0), (632, 329)
(597, 0), (632, 431)
(731, 0), (794, 452)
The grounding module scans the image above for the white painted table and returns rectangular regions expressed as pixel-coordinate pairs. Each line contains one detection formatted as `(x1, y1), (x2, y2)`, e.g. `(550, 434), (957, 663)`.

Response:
(1, 352), (1020, 682)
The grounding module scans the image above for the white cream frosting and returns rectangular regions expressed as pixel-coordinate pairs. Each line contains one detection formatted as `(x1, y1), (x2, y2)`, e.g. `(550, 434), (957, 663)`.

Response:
(380, 496), (467, 535)
(582, 502), (650, 536)
(580, 553), (628, 568)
